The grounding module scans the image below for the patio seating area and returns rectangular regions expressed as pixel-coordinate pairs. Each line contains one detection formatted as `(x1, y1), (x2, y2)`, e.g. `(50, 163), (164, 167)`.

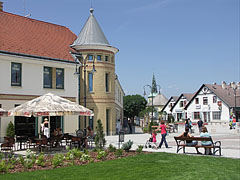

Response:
(0, 133), (95, 154)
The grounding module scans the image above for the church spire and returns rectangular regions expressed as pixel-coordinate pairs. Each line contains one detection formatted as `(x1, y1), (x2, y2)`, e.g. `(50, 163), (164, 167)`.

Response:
(151, 73), (157, 94)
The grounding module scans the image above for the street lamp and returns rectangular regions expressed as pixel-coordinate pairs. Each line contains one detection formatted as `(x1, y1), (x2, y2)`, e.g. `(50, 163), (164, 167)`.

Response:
(232, 84), (237, 121)
(71, 51), (96, 131)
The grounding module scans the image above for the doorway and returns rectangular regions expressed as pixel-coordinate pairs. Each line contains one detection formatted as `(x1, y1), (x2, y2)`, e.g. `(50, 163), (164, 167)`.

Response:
(15, 116), (37, 137)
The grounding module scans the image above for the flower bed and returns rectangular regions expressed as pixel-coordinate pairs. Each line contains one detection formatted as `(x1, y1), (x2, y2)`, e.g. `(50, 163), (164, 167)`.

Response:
(0, 147), (149, 174)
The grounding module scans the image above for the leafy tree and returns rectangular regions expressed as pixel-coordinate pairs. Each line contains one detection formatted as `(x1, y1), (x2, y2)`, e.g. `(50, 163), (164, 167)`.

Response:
(123, 95), (147, 120)
(95, 119), (106, 149)
(6, 121), (15, 137)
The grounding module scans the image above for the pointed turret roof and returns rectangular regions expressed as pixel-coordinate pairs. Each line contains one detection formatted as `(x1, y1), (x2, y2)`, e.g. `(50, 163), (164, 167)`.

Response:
(72, 8), (109, 46)
(71, 8), (118, 54)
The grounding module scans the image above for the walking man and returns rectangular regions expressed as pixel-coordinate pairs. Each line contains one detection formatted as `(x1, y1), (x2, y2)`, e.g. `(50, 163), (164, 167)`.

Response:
(197, 118), (203, 133)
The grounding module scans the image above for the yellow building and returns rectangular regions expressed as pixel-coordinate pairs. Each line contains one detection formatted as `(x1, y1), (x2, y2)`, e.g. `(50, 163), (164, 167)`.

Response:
(71, 8), (121, 135)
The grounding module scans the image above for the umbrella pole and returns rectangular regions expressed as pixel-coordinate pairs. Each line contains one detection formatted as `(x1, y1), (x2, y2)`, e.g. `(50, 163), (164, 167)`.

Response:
(49, 116), (50, 137)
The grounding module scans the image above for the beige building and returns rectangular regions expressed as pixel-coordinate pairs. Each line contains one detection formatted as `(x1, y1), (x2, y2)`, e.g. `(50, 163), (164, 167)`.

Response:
(71, 8), (121, 135)
(0, 4), (123, 138)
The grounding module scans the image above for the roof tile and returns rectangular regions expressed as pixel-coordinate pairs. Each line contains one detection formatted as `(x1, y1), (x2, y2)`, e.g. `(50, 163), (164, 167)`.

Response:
(0, 11), (76, 61)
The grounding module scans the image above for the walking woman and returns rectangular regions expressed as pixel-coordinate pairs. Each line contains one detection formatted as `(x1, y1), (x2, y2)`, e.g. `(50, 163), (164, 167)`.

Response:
(158, 120), (169, 148)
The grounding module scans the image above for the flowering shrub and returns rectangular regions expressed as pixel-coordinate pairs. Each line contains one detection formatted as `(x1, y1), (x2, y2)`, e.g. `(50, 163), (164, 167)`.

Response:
(0, 160), (9, 173)
(35, 153), (45, 167)
(97, 150), (108, 161)
(80, 153), (91, 162)
(51, 154), (64, 168)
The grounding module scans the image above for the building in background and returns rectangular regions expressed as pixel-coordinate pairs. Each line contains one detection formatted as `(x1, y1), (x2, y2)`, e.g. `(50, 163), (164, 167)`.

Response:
(185, 82), (240, 123)
(161, 96), (179, 121)
(170, 93), (195, 121)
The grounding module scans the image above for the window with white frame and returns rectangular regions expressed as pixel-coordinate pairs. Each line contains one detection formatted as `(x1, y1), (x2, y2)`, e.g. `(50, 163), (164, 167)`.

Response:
(194, 112), (200, 119)
(213, 96), (217, 103)
(212, 111), (221, 120)
(195, 98), (199, 104)
(180, 101), (184, 107)
(203, 97), (208, 105)
(11, 62), (22, 86)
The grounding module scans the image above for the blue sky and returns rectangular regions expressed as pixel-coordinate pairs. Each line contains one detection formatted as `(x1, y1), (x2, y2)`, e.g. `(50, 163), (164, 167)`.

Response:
(4, 0), (239, 98)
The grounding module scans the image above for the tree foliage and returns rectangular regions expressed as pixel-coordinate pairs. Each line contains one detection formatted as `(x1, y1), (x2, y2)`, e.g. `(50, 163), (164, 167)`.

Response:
(6, 121), (15, 137)
(123, 95), (147, 119)
(94, 119), (106, 149)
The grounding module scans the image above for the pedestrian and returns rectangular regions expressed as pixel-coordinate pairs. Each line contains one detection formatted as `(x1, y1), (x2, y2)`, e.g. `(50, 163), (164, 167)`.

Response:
(158, 120), (169, 148)
(189, 119), (193, 133)
(178, 127), (201, 154)
(229, 115), (233, 129)
(128, 118), (132, 134)
(232, 116), (236, 129)
(151, 129), (158, 149)
(43, 118), (50, 138)
(200, 126), (212, 155)
(185, 118), (189, 129)
(197, 118), (203, 133)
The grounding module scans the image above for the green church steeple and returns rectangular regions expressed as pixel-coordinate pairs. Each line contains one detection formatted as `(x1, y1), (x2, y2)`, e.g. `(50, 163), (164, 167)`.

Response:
(152, 74), (157, 94)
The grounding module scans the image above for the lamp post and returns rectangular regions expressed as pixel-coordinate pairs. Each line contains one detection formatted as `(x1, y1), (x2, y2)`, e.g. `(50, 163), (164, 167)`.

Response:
(71, 52), (96, 130)
(143, 85), (153, 123)
(233, 84), (237, 121)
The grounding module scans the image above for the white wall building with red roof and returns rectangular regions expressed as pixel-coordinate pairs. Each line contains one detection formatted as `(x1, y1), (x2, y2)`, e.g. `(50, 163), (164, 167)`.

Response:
(185, 82), (240, 123)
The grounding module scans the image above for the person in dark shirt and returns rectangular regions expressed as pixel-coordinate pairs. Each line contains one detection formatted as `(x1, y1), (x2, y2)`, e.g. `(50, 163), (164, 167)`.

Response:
(179, 127), (201, 154)
(197, 119), (203, 133)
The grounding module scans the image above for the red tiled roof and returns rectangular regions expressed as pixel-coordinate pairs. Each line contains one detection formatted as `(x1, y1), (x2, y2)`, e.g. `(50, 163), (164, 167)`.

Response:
(0, 11), (76, 61)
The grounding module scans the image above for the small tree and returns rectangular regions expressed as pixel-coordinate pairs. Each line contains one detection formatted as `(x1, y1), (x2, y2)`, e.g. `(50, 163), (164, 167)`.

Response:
(6, 121), (15, 137)
(95, 119), (106, 149)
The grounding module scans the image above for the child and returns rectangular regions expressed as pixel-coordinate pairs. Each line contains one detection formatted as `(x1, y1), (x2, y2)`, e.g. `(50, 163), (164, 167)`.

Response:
(151, 130), (158, 149)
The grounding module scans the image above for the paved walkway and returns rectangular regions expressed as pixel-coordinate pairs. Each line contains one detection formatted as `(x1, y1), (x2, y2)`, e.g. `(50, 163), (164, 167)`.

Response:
(7, 124), (240, 159)
(106, 125), (240, 159)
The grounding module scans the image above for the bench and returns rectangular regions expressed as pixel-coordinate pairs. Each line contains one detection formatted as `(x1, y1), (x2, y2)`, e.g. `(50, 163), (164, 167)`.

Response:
(174, 136), (221, 156)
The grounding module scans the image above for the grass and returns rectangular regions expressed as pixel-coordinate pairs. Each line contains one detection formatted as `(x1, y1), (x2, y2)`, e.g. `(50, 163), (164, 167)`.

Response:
(1, 152), (240, 180)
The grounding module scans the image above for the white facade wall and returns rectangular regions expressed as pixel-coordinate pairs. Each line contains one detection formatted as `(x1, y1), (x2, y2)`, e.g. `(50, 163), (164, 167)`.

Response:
(0, 53), (78, 137)
(186, 89), (229, 123)
(172, 97), (187, 121)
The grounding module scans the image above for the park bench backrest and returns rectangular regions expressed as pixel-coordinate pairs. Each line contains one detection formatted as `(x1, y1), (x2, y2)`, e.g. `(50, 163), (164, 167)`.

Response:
(174, 136), (212, 142)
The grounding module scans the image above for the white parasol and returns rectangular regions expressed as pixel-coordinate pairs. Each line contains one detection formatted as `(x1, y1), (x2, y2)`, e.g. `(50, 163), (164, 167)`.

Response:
(0, 108), (8, 117)
(8, 93), (94, 117)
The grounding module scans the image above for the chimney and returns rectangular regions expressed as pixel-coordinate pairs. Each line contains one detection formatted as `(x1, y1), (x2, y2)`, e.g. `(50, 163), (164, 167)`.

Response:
(0, 1), (3, 12)
(222, 81), (226, 89)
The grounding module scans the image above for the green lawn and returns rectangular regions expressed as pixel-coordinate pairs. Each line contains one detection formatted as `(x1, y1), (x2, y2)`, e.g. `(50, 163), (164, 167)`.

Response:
(1, 152), (239, 180)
